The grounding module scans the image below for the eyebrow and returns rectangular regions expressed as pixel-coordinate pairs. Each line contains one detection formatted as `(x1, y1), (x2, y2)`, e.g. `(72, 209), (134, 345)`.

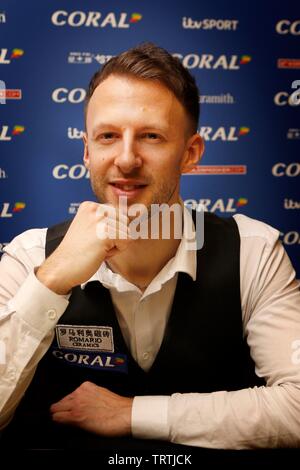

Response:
(90, 122), (169, 139)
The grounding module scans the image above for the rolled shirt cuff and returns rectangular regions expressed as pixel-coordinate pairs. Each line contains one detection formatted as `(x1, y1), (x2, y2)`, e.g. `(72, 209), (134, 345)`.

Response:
(131, 395), (170, 441)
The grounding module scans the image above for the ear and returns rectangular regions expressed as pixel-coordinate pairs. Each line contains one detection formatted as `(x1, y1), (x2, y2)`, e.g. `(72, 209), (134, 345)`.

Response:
(181, 133), (204, 174)
(82, 132), (89, 169)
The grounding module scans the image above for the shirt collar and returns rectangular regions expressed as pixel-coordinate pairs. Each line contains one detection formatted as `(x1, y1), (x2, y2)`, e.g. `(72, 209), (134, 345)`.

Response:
(81, 200), (197, 292)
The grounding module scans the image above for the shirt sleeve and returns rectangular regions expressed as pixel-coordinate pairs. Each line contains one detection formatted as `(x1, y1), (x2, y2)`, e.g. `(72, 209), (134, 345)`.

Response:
(0, 229), (69, 429)
(132, 216), (300, 448)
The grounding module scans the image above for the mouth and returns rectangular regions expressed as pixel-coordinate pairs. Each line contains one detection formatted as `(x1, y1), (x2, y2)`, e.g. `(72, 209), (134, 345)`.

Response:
(109, 181), (148, 198)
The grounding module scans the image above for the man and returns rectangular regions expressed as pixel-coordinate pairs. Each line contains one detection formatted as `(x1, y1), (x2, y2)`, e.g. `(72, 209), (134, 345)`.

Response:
(0, 43), (300, 451)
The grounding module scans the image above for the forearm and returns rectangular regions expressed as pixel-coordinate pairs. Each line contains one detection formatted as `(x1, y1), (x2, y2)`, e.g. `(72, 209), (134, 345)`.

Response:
(133, 384), (300, 449)
(0, 262), (69, 426)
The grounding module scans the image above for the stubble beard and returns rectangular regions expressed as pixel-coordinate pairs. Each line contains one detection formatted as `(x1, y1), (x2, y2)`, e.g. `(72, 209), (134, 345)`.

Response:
(90, 174), (180, 218)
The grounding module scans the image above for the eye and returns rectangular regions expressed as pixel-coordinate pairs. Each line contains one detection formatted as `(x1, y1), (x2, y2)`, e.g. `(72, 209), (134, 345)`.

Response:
(141, 132), (162, 141)
(99, 132), (119, 142)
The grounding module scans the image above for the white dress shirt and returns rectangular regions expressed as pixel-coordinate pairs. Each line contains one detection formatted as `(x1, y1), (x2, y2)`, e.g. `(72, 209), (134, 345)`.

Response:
(0, 210), (300, 449)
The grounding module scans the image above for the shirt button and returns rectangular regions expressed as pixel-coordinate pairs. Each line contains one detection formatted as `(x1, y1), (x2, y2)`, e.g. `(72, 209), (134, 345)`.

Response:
(142, 352), (149, 360)
(47, 309), (57, 320)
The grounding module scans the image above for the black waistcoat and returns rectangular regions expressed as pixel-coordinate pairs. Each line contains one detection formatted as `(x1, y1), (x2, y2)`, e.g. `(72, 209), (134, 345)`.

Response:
(2, 212), (264, 450)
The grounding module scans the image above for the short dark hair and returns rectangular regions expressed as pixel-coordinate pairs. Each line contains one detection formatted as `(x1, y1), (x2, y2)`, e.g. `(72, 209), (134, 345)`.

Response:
(85, 42), (200, 134)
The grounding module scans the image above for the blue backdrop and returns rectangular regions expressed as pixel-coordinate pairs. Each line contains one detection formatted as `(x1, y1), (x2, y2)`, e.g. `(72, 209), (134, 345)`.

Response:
(0, 0), (299, 275)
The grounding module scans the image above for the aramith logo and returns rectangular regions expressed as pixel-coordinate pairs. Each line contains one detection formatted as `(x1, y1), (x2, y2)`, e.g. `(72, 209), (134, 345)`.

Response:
(0, 202), (26, 218)
(0, 168), (7, 179)
(51, 11), (142, 28)
(0, 48), (24, 64)
(199, 93), (235, 104)
(199, 126), (250, 141)
(185, 198), (248, 213)
(173, 53), (251, 70)
(0, 125), (25, 140)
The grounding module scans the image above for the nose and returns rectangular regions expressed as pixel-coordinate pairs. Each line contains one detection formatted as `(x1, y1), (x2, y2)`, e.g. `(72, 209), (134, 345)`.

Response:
(114, 133), (142, 173)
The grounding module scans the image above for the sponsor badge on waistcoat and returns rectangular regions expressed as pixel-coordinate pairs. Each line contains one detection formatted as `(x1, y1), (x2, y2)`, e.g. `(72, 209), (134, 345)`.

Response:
(56, 324), (114, 352)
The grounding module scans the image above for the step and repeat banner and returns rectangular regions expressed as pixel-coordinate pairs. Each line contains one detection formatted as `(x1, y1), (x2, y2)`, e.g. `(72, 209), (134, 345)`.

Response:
(0, 1), (299, 274)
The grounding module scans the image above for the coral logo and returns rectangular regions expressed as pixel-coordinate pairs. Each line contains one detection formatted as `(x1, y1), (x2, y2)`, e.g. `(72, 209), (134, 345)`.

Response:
(51, 11), (142, 28)
(0, 202), (26, 218)
(12, 125), (25, 135)
(0, 48), (24, 64)
(274, 91), (300, 106)
(240, 55), (251, 64)
(129, 13), (142, 23)
(52, 88), (86, 103)
(173, 53), (252, 70)
(238, 127), (250, 135)
(13, 202), (26, 212)
(236, 197), (248, 207)
(113, 357), (126, 365)
(0, 125), (25, 141)
(184, 198), (248, 213)
(276, 20), (300, 35)
(272, 163), (300, 177)
(53, 164), (90, 179)
(280, 231), (300, 245)
(199, 126), (250, 141)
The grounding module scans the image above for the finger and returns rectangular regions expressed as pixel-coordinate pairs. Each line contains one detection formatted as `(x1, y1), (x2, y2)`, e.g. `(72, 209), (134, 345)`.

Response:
(51, 411), (74, 424)
(102, 219), (131, 240)
(96, 204), (116, 220)
(50, 395), (74, 413)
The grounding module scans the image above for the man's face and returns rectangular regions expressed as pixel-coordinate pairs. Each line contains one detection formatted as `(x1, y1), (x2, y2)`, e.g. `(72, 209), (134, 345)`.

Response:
(84, 74), (203, 211)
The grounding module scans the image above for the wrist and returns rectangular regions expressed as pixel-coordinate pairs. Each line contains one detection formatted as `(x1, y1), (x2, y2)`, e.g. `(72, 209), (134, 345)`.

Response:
(36, 265), (72, 295)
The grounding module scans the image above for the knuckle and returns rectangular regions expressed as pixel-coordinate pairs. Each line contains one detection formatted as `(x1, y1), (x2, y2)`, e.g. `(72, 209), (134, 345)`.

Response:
(79, 201), (97, 212)
(80, 380), (93, 390)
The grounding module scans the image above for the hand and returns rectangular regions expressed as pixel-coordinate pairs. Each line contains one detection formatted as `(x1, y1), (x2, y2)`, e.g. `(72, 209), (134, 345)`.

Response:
(50, 381), (133, 437)
(36, 201), (132, 294)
